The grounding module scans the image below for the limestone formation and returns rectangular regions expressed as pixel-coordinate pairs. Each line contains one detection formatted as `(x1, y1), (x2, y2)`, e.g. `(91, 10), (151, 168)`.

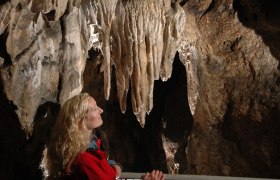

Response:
(110, 0), (185, 126)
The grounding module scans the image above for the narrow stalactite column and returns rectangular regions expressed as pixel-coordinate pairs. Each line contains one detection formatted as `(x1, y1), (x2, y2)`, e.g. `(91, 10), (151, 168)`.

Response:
(178, 40), (199, 115)
(93, 0), (118, 100)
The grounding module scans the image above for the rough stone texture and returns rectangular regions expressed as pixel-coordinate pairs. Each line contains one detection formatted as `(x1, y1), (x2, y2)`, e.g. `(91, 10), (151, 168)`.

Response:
(0, 0), (89, 136)
(0, 0), (280, 179)
(181, 0), (280, 177)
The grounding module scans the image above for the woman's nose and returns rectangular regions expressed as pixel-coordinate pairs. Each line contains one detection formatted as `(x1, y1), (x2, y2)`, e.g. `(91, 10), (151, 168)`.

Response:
(99, 107), (103, 113)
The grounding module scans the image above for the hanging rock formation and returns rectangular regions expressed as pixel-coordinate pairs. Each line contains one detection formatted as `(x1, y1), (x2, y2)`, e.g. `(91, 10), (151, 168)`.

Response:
(95, 0), (186, 126)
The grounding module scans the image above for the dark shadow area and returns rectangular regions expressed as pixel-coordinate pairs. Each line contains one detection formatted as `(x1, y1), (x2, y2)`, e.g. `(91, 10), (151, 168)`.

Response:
(221, 100), (280, 178)
(14, 102), (60, 179)
(0, 74), (26, 180)
(233, 0), (280, 67)
(162, 52), (193, 174)
(0, 76), (60, 179)
(162, 53), (193, 142)
(0, 0), (9, 6)
(83, 48), (103, 102)
(0, 29), (12, 67)
(179, 0), (190, 7)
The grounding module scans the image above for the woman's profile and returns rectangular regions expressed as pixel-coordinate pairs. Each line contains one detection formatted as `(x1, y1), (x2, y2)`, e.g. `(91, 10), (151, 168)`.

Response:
(41, 93), (164, 180)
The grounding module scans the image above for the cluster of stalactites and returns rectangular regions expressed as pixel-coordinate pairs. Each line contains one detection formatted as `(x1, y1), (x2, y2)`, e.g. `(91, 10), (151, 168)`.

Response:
(91, 0), (186, 127)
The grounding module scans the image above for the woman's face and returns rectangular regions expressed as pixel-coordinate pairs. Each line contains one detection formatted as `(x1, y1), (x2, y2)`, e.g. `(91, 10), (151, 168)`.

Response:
(85, 97), (103, 130)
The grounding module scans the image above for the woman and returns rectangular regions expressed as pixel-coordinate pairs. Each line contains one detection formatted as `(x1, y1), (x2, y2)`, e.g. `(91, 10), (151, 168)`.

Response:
(41, 93), (164, 180)
(41, 93), (121, 179)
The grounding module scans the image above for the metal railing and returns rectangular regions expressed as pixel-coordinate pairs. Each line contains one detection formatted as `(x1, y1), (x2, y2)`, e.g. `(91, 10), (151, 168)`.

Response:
(119, 172), (278, 180)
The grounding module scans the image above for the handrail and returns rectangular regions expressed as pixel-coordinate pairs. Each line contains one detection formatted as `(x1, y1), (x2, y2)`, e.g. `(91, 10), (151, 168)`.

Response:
(119, 172), (278, 180)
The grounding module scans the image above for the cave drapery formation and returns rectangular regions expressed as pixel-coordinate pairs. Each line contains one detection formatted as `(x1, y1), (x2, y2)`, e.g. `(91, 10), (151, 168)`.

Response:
(93, 0), (186, 127)
(1, 0), (280, 179)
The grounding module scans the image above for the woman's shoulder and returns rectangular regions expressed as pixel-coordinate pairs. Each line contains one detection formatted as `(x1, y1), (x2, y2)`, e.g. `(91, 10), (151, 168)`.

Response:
(71, 150), (114, 174)
(74, 149), (107, 164)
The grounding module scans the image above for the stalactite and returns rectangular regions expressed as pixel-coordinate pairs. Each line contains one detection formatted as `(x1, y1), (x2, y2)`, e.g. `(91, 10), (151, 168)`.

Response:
(93, 0), (118, 100)
(100, 0), (186, 127)
(178, 40), (199, 115)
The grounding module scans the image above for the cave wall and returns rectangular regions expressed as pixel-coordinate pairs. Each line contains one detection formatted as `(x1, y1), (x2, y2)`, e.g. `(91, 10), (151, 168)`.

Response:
(182, 0), (280, 177)
(0, 0), (280, 179)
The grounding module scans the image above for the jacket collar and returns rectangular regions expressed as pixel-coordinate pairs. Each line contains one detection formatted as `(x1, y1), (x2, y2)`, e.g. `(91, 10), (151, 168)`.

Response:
(88, 135), (101, 150)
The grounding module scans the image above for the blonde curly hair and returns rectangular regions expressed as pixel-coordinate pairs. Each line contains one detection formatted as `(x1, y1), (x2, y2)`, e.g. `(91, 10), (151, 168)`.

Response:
(41, 93), (93, 179)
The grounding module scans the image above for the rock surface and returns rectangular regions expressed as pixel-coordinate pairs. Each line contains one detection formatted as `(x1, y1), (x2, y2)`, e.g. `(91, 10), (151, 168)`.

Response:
(181, 0), (280, 177)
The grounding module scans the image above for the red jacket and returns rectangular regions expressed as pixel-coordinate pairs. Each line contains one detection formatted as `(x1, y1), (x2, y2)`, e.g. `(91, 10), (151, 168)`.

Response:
(64, 139), (117, 180)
